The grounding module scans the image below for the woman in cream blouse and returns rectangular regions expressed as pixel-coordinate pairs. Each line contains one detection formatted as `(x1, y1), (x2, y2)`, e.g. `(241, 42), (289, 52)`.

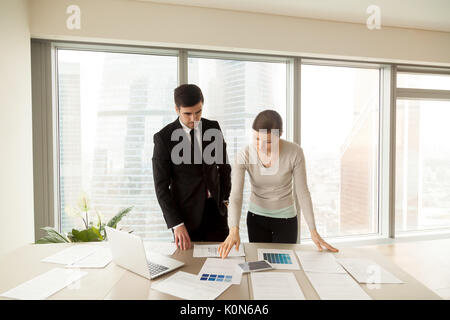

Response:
(218, 110), (338, 258)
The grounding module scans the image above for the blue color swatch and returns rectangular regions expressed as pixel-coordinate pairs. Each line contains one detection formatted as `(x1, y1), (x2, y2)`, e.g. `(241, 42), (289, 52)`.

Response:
(200, 273), (232, 282)
(263, 253), (293, 264)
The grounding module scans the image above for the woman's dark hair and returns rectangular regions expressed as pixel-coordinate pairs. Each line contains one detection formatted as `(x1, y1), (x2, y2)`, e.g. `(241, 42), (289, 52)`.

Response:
(252, 109), (283, 133)
(174, 84), (204, 108)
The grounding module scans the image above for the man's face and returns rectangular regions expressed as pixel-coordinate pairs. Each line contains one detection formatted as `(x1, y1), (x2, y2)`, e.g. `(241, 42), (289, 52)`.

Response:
(176, 102), (203, 129)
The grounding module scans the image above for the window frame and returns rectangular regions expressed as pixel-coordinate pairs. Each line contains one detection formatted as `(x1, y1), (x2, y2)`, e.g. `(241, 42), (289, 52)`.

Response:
(31, 39), (450, 245)
(298, 60), (384, 240)
(394, 66), (450, 236)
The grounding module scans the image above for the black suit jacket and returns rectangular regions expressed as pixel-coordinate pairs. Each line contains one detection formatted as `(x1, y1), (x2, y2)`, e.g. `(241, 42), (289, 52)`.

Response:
(152, 117), (232, 232)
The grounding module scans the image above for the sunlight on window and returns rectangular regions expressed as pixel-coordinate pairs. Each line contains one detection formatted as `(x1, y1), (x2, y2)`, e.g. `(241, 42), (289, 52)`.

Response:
(300, 64), (380, 238)
(57, 49), (177, 240)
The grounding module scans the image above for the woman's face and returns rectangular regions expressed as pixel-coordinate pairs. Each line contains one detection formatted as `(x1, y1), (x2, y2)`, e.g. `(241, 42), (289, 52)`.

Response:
(253, 129), (281, 154)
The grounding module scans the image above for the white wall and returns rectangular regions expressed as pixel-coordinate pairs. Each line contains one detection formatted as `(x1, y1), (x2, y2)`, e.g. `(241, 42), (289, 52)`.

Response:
(29, 0), (450, 66)
(0, 0), (34, 258)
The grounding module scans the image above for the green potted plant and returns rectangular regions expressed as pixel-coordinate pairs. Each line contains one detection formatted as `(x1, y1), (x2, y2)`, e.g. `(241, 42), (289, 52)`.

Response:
(36, 192), (133, 243)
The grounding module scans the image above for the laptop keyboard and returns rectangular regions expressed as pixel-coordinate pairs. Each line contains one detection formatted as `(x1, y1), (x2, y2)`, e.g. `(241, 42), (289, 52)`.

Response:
(147, 261), (169, 276)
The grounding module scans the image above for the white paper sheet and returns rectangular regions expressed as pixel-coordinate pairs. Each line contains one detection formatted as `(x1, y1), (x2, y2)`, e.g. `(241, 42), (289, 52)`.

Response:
(296, 251), (346, 274)
(143, 241), (177, 256)
(257, 249), (300, 270)
(305, 272), (372, 300)
(193, 244), (245, 258)
(251, 272), (305, 300)
(151, 271), (231, 300)
(336, 258), (404, 284)
(41, 245), (101, 265)
(0, 268), (87, 300)
(66, 247), (112, 268)
(198, 257), (245, 285)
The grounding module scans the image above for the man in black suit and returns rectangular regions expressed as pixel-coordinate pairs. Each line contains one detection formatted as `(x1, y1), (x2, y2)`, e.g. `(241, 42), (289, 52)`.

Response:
(152, 84), (231, 250)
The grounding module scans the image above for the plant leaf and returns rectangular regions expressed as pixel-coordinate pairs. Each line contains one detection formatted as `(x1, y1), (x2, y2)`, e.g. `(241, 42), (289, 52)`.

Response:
(71, 227), (102, 242)
(35, 227), (70, 244)
(91, 226), (103, 241)
(106, 206), (133, 229)
(36, 236), (62, 244)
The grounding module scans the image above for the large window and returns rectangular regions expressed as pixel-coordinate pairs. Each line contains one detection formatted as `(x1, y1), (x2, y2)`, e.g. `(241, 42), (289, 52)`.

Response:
(57, 48), (288, 242)
(33, 41), (449, 243)
(300, 64), (380, 239)
(57, 48), (178, 241)
(395, 72), (450, 233)
(188, 54), (288, 242)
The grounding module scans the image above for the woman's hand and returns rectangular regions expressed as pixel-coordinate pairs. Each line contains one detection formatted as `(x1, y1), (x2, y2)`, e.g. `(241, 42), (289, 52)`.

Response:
(218, 226), (240, 259)
(310, 229), (338, 252)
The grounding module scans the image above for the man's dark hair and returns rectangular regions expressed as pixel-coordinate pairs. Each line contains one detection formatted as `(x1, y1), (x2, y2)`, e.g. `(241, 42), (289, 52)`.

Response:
(174, 84), (204, 108)
(252, 109), (283, 133)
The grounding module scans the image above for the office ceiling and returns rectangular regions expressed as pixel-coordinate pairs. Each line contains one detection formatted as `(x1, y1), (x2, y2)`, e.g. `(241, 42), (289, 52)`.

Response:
(136, 0), (450, 32)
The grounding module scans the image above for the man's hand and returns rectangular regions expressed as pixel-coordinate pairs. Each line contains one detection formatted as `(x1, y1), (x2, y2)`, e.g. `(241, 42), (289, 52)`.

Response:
(173, 224), (191, 250)
(218, 226), (240, 259)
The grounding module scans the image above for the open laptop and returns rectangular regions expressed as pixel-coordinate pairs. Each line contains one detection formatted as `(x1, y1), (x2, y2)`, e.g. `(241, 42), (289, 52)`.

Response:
(105, 226), (184, 280)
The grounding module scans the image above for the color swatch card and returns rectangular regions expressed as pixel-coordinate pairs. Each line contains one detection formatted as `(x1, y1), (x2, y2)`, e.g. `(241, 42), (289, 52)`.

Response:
(251, 272), (305, 300)
(193, 244), (245, 258)
(198, 257), (245, 285)
(257, 249), (300, 270)
(152, 271), (231, 300)
(296, 251), (346, 274)
(336, 258), (404, 284)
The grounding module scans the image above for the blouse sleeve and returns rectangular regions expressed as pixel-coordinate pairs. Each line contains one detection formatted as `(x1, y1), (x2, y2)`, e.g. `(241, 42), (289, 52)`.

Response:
(227, 148), (247, 229)
(292, 147), (317, 231)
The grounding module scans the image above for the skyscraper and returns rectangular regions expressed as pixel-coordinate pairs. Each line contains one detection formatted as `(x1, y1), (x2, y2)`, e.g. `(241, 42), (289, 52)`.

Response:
(58, 61), (82, 233)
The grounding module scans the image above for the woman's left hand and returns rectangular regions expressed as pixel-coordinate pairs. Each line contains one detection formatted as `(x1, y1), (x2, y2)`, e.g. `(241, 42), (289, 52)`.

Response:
(310, 229), (339, 252)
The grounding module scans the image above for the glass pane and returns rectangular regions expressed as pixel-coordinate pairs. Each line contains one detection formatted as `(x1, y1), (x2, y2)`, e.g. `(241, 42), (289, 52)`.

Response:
(300, 64), (380, 238)
(188, 57), (287, 242)
(397, 72), (450, 90)
(395, 99), (450, 233)
(57, 49), (178, 240)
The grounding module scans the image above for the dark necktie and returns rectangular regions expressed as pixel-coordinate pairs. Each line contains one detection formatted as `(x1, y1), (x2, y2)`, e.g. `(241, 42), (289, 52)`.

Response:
(190, 128), (201, 165)
(191, 128), (210, 198)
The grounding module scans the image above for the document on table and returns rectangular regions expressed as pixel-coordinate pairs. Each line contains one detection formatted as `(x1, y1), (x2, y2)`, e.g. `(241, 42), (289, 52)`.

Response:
(41, 245), (101, 265)
(151, 271), (231, 300)
(0, 268), (87, 300)
(193, 244), (245, 258)
(198, 257), (245, 285)
(251, 272), (305, 300)
(296, 251), (346, 274)
(336, 258), (404, 284)
(66, 247), (112, 268)
(143, 241), (177, 256)
(305, 272), (372, 300)
(257, 249), (300, 270)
